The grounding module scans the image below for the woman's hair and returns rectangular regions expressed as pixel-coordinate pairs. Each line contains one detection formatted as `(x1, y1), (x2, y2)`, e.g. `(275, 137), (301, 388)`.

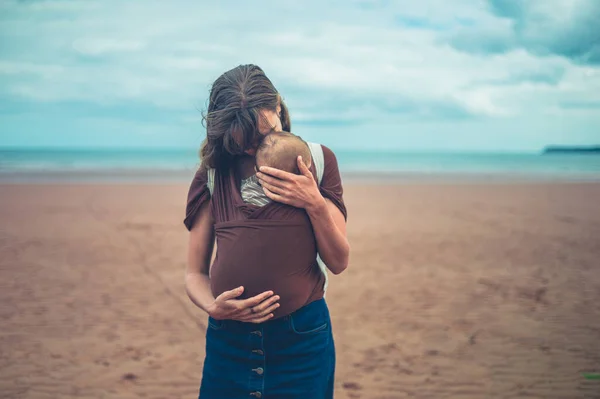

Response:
(199, 64), (291, 170)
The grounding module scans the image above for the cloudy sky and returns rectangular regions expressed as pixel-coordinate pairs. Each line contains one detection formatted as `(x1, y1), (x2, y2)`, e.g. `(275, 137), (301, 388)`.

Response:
(1, 0), (599, 151)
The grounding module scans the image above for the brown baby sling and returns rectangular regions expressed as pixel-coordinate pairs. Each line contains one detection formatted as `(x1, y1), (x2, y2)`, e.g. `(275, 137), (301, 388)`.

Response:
(206, 142), (330, 299)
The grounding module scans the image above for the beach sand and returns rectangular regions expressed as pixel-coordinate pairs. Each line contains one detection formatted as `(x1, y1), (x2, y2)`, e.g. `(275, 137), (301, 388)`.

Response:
(1, 182), (599, 398)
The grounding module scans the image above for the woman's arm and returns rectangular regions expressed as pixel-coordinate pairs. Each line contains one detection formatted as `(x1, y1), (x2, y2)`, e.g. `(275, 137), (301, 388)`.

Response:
(305, 197), (350, 274)
(185, 201), (218, 311)
(185, 201), (281, 321)
(257, 156), (350, 274)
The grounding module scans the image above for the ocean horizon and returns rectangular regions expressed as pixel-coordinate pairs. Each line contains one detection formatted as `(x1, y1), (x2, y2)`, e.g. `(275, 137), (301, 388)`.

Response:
(1, 147), (600, 183)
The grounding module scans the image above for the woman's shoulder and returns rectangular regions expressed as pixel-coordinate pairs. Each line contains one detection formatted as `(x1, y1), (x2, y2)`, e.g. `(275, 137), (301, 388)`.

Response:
(308, 143), (339, 169)
(319, 144), (337, 163)
(312, 143), (343, 186)
(183, 166), (211, 231)
(314, 143), (347, 219)
(192, 165), (209, 182)
(314, 144), (341, 174)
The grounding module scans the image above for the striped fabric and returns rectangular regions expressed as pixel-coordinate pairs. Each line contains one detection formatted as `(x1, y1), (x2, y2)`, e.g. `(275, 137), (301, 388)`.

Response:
(240, 175), (271, 207)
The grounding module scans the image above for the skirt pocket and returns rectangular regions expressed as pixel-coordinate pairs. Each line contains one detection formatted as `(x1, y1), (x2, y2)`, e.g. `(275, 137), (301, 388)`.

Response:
(288, 299), (330, 335)
(207, 316), (225, 331)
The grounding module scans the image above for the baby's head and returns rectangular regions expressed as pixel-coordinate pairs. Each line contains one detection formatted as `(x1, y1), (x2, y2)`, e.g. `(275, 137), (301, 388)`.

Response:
(255, 132), (312, 174)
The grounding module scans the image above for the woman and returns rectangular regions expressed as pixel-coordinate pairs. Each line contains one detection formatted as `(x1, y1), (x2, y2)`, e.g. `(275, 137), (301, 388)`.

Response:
(184, 64), (350, 399)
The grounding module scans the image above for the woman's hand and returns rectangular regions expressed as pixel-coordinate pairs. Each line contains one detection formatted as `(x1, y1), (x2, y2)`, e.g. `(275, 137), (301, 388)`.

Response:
(207, 286), (280, 323)
(256, 156), (325, 211)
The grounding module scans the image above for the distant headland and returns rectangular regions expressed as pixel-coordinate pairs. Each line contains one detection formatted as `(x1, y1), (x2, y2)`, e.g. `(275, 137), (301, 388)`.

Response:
(542, 146), (600, 154)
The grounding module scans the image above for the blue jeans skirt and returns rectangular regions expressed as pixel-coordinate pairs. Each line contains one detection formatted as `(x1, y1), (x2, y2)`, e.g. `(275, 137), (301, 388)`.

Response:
(198, 298), (335, 399)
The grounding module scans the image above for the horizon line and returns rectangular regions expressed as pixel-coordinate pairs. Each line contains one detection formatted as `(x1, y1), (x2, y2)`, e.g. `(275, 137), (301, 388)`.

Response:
(0, 145), (556, 154)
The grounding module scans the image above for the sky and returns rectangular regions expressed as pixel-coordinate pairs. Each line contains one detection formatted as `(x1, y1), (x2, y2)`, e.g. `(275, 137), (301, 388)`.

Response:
(0, 0), (599, 152)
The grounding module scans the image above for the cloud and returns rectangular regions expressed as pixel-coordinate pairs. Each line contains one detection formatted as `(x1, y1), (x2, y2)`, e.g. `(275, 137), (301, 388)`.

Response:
(0, 0), (598, 150)
(446, 22), (516, 55)
(15, 0), (99, 12)
(449, 0), (600, 65)
(72, 39), (146, 56)
(560, 100), (600, 110)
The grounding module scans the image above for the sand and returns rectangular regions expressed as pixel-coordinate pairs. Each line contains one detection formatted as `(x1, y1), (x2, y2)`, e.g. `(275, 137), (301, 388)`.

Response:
(1, 182), (599, 399)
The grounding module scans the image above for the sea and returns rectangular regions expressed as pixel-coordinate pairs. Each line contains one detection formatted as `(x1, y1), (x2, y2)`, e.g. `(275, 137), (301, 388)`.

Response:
(1, 148), (599, 183)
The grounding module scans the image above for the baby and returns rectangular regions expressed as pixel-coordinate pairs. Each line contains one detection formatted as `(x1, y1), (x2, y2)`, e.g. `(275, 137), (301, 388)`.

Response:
(241, 132), (312, 207)
(255, 131), (312, 174)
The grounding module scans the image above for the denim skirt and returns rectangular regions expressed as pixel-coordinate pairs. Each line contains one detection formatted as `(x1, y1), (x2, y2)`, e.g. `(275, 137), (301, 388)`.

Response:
(198, 298), (335, 399)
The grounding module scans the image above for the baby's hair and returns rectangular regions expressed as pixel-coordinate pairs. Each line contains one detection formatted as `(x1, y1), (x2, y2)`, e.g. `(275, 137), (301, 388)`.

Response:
(256, 132), (311, 175)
